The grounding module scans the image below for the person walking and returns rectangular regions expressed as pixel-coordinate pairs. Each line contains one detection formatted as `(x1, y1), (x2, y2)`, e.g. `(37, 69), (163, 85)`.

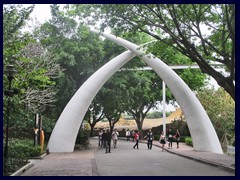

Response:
(126, 129), (131, 141)
(98, 129), (103, 147)
(105, 129), (111, 153)
(175, 129), (181, 148)
(133, 130), (140, 149)
(167, 128), (173, 149)
(159, 131), (166, 151)
(101, 129), (107, 149)
(131, 130), (135, 142)
(144, 129), (153, 150)
(112, 129), (119, 148)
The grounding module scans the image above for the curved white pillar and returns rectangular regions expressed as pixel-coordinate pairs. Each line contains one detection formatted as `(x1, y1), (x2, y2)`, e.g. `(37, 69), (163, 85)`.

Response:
(96, 31), (222, 154)
(48, 31), (223, 154)
(47, 51), (136, 152)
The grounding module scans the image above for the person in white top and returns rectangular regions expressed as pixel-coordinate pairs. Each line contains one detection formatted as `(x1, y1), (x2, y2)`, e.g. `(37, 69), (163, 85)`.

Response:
(112, 129), (119, 148)
(126, 129), (131, 141)
(159, 131), (166, 151)
(98, 129), (103, 147)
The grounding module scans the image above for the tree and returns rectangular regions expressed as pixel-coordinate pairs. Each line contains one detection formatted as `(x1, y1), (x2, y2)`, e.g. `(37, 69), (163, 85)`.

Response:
(92, 30), (206, 137)
(146, 111), (163, 119)
(123, 70), (162, 138)
(196, 88), (235, 147)
(105, 34), (206, 138)
(68, 4), (235, 100)
(36, 4), (105, 117)
(98, 74), (127, 134)
(85, 100), (105, 137)
(3, 4), (67, 146)
(18, 42), (63, 111)
(3, 5), (60, 174)
(3, 4), (34, 66)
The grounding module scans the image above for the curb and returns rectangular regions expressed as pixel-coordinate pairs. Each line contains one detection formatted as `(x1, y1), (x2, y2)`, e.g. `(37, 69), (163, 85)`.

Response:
(164, 149), (235, 173)
(10, 162), (34, 176)
(10, 153), (48, 176)
(139, 141), (235, 173)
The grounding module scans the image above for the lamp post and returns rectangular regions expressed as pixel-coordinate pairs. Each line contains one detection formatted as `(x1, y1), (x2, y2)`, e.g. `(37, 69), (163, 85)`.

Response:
(162, 81), (166, 136)
(4, 64), (17, 175)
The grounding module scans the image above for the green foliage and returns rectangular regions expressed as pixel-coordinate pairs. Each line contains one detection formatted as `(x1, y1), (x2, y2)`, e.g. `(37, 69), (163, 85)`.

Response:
(154, 135), (160, 141)
(185, 137), (193, 147)
(178, 68), (206, 91)
(75, 130), (90, 145)
(196, 88), (235, 145)
(97, 73), (128, 131)
(36, 5), (106, 117)
(3, 5), (60, 144)
(67, 4), (209, 135)
(146, 111), (163, 119)
(4, 138), (42, 175)
(3, 4), (34, 60)
(167, 117), (190, 137)
(68, 4), (235, 100)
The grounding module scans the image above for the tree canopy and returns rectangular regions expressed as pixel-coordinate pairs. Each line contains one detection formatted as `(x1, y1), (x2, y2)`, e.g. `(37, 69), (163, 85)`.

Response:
(68, 4), (235, 100)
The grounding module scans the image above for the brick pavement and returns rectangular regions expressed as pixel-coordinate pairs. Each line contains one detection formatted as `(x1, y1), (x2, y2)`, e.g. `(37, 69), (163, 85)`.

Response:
(15, 138), (235, 176)
(148, 140), (235, 172)
(19, 143), (99, 176)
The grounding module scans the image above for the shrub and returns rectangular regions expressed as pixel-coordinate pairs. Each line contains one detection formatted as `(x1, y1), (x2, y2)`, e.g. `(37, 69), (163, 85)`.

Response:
(154, 135), (160, 141)
(75, 129), (90, 145)
(185, 137), (193, 146)
(4, 138), (42, 175)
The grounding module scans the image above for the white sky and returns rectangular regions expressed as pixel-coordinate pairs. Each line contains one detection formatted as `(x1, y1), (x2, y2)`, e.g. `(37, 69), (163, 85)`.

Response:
(26, 4), (52, 23)
(31, 4), (52, 23)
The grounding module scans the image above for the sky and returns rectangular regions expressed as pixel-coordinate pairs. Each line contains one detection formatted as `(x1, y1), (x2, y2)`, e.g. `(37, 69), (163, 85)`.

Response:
(32, 4), (52, 23)
(28, 4), (52, 23)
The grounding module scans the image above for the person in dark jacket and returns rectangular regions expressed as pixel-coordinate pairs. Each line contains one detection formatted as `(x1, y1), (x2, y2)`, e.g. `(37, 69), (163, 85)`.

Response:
(105, 129), (111, 153)
(101, 129), (107, 148)
(167, 128), (173, 149)
(175, 129), (181, 148)
(144, 129), (153, 150)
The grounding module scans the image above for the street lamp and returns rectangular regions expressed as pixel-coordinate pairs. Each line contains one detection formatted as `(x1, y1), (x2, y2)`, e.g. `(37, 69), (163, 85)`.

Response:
(4, 64), (18, 175)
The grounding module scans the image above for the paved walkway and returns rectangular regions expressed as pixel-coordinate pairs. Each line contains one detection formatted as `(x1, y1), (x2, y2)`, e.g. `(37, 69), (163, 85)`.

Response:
(146, 140), (235, 172)
(18, 143), (98, 176)
(16, 137), (235, 176)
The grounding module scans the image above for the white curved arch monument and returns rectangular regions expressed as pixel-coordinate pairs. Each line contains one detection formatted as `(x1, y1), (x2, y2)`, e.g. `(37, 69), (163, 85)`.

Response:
(47, 32), (223, 154)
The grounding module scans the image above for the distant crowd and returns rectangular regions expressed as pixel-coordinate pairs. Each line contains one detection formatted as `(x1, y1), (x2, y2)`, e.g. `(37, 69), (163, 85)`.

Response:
(98, 128), (181, 153)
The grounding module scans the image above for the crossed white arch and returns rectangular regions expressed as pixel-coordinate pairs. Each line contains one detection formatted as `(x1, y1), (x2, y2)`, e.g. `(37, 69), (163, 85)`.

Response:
(47, 32), (223, 154)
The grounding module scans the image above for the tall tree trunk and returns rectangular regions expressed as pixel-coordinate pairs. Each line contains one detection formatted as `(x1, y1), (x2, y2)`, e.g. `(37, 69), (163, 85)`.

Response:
(89, 123), (95, 137)
(135, 117), (144, 140)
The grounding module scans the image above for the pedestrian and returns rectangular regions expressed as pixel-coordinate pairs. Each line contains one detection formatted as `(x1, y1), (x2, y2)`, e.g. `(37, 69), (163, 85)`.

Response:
(102, 129), (107, 148)
(175, 129), (181, 148)
(105, 129), (111, 153)
(167, 128), (173, 149)
(144, 129), (153, 150)
(112, 129), (119, 148)
(133, 130), (140, 149)
(98, 129), (103, 147)
(131, 130), (135, 142)
(126, 129), (131, 141)
(159, 131), (166, 151)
